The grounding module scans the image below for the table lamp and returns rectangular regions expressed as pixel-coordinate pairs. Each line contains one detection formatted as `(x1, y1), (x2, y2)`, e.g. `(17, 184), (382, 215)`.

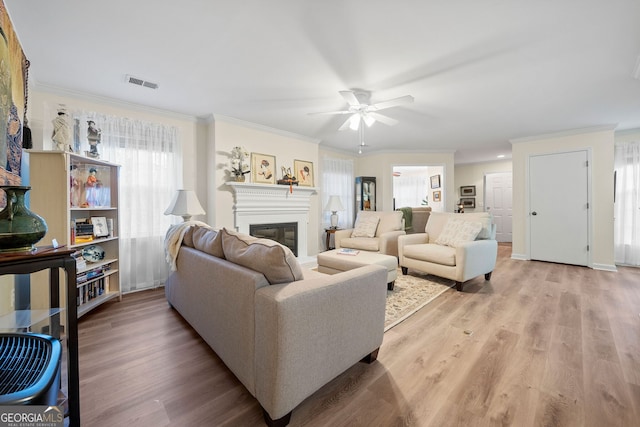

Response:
(164, 189), (205, 222)
(325, 195), (344, 229)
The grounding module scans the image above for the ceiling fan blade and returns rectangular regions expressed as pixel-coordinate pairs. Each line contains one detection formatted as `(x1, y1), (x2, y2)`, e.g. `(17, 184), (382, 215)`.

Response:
(369, 95), (414, 111)
(308, 110), (352, 116)
(368, 112), (398, 126)
(338, 115), (356, 131)
(339, 90), (361, 106)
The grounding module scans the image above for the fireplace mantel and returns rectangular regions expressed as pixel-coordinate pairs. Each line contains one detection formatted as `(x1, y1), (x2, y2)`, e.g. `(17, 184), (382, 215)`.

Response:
(227, 182), (317, 260)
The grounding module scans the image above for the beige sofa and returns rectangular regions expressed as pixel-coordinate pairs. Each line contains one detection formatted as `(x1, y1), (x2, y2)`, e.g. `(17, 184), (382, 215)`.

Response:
(398, 212), (498, 292)
(165, 225), (387, 426)
(334, 210), (405, 257)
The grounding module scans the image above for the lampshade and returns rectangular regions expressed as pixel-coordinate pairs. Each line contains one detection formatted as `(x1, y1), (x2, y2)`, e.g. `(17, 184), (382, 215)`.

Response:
(164, 190), (205, 221)
(324, 195), (344, 212)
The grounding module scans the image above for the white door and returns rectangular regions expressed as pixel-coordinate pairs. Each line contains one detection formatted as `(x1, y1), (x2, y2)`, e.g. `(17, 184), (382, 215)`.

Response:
(484, 172), (513, 242)
(529, 151), (589, 266)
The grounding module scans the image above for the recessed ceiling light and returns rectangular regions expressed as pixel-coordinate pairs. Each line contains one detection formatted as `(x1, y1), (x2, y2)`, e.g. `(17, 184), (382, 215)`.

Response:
(497, 154), (505, 158)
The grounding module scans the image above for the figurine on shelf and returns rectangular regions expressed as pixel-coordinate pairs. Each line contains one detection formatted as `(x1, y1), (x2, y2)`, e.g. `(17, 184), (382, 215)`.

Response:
(85, 167), (100, 207)
(86, 120), (101, 158)
(52, 105), (72, 152)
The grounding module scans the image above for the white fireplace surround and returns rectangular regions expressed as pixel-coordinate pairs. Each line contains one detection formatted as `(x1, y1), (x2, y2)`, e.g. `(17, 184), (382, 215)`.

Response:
(227, 182), (317, 261)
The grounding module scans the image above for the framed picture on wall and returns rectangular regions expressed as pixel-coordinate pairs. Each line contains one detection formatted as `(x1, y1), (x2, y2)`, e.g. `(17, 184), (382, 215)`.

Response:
(460, 197), (476, 208)
(430, 174), (441, 189)
(460, 185), (476, 196)
(433, 190), (441, 202)
(294, 159), (314, 187)
(251, 153), (276, 184)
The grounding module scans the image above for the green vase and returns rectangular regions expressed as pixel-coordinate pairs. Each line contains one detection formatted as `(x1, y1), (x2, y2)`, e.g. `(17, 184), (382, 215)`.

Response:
(0, 186), (48, 252)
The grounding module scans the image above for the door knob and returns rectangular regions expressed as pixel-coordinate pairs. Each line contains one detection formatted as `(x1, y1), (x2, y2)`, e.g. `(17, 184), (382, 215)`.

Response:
(531, 211), (537, 216)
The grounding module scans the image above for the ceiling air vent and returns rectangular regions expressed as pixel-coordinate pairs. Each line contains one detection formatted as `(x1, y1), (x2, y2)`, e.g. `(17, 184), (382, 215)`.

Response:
(125, 75), (159, 90)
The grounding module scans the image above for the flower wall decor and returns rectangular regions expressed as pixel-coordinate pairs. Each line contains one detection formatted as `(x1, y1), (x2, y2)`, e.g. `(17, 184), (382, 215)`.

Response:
(229, 146), (250, 181)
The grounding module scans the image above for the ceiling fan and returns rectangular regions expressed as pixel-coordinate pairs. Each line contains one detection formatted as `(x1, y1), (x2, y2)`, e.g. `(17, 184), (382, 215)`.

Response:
(309, 89), (414, 131)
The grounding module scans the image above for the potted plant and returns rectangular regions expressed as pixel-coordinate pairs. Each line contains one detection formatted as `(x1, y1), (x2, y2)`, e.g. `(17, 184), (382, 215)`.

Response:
(229, 146), (250, 181)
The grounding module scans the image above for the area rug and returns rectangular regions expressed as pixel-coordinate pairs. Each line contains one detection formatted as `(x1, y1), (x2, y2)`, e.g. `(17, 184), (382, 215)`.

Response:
(385, 269), (454, 331)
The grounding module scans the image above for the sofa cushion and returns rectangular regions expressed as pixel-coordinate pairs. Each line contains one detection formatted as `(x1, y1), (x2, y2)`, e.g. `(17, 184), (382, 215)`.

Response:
(435, 218), (483, 247)
(461, 212), (493, 239)
(351, 212), (380, 238)
(403, 243), (456, 266)
(191, 226), (225, 258)
(339, 237), (380, 252)
(220, 228), (303, 285)
(376, 210), (404, 236)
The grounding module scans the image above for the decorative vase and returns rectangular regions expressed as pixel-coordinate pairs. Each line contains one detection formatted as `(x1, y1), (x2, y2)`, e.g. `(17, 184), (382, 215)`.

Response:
(235, 175), (246, 182)
(0, 186), (48, 252)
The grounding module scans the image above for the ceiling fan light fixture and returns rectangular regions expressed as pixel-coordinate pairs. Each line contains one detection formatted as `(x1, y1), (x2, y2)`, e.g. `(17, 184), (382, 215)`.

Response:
(363, 114), (375, 127)
(349, 114), (361, 131)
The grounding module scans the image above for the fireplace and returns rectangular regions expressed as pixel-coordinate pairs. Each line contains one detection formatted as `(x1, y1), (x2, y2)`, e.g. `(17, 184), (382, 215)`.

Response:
(227, 182), (316, 262)
(250, 222), (298, 256)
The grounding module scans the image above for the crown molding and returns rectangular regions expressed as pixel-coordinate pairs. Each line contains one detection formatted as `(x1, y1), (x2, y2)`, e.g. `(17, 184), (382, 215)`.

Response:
(212, 114), (321, 144)
(509, 124), (618, 144)
(33, 81), (199, 122)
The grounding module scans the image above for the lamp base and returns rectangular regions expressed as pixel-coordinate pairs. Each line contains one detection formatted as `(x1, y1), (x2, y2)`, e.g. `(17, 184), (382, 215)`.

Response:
(330, 212), (338, 228)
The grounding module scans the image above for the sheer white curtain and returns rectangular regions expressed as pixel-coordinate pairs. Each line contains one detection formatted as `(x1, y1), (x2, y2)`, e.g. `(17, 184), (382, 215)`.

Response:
(393, 175), (428, 208)
(79, 113), (182, 292)
(321, 157), (354, 229)
(614, 141), (640, 266)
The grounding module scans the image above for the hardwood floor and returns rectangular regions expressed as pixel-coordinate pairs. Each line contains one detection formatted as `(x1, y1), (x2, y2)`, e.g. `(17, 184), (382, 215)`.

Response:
(75, 244), (640, 426)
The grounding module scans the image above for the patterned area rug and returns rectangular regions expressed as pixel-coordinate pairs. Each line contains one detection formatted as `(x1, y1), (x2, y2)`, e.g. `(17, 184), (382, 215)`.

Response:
(385, 269), (454, 331)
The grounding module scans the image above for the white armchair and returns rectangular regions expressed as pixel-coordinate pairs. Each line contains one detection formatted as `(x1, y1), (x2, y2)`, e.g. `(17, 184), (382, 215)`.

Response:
(334, 210), (405, 257)
(398, 211), (498, 292)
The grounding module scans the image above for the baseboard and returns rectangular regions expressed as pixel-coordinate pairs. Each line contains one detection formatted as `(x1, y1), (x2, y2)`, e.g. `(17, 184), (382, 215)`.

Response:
(298, 255), (317, 268)
(592, 263), (618, 272)
(510, 253), (529, 261)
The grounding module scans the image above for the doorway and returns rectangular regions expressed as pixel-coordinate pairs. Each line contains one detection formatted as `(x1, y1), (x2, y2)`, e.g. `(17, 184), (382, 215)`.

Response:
(528, 150), (590, 266)
(392, 165), (444, 211)
(484, 172), (513, 242)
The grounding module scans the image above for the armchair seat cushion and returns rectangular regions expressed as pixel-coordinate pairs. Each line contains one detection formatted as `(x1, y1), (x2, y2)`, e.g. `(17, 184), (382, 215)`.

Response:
(338, 237), (380, 252)
(403, 243), (456, 266)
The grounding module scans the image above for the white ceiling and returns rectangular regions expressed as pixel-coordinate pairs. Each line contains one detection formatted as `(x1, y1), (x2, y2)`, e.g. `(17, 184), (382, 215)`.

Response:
(6, 0), (640, 163)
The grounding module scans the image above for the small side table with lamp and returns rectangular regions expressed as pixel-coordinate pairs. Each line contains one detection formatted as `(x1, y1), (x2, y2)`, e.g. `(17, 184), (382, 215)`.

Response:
(324, 195), (344, 250)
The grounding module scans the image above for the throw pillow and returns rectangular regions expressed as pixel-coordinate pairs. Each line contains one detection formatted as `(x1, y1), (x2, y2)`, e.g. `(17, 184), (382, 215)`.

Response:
(351, 213), (381, 238)
(435, 218), (483, 247)
(220, 228), (303, 285)
(191, 226), (224, 258)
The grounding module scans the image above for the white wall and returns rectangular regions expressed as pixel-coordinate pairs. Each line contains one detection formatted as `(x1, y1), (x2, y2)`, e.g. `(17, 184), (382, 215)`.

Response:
(210, 116), (321, 255)
(454, 160), (512, 212)
(511, 126), (615, 269)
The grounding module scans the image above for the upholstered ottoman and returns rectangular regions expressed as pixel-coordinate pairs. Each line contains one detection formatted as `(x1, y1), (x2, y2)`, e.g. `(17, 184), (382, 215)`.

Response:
(317, 250), (398, 290)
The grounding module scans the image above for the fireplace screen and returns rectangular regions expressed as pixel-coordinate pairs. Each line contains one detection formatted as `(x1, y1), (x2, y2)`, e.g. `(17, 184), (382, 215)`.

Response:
(249, 222), (298, 257)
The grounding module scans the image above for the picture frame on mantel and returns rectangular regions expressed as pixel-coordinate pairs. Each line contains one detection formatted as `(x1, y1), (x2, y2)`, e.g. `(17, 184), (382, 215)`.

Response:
(251, 153), (276, 184)
(294, 159), (314, 187)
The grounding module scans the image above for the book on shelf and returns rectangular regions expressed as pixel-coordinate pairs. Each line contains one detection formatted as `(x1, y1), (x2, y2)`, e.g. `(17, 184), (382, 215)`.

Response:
(74, 235), (94, 243)
(336, 248), (360, 256)
(77, 277), (106, 307)
(71, 250), (87, 270)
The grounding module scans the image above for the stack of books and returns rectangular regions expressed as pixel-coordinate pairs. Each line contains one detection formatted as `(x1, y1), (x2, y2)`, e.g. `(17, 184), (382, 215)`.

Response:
(71, 251), (87, 270)
(73, 219), (94, 244)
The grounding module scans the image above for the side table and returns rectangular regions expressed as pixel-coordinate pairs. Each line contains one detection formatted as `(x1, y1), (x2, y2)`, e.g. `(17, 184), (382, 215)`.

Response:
(0, 247), (79, 426)
(324, 227), (341, 251)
